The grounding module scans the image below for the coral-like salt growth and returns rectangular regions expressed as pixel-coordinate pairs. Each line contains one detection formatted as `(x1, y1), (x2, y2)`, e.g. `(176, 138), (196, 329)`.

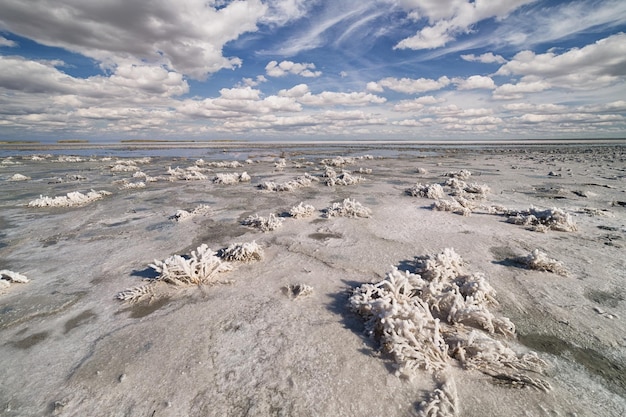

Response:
(114, 179), (146, 189)
(432, 198), (473, 216)
(289, 202), (316, 219)
(28, 190), (111, 208)
(324, 198), (371, 218)
(219, 241), (263, 262)
(323, 168), (363, 186)
(8, 174), (30, 181)
(116, 244), (233, 302)
(167, 166), (208, 181)
(444, 170), (472, 180)
(406, 183), (445, 199)
(212, 172), (251, 185)
(242, 213), (284, 232)
(506, 207), (577, 232)
(259, 174), (316, 192)
(514, 249), (568, 276)
(283, 283), (313, 299)
(350, 248), (550, 415)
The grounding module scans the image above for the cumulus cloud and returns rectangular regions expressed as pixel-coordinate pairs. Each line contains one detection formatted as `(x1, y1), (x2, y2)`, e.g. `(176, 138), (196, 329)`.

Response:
(369, 76), (451, 94)
(0, 0), (268, 79)
(393, 0), (536, 50)
(0, 36), (17, 47)
(297, 91), (386, 106)
(393, 95), (445, 112)
(461, 53), (506, 64)
(265, 60), (322, 77)
(453, 75), (496, 90)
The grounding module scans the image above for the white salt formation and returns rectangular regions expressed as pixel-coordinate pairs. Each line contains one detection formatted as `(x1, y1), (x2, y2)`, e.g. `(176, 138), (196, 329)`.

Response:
(167, 166), (208, 181)
(7, 173), (30, 181)
(444, 169), (472, 180)
(406, 183), (445, 199)
(506, 207), (577, 232)
(350, 248), (549, 416)
(170, 204), (211, 222)
(289, 202), (316, 218)
(219, 241), (263, 262)
(283, 283), (314, 299)
(432, 198), (474, 216)
(258, 174), (316, 191)
(116, 244), (233, 302)
(28, 190), (111, 207)
(515, 249), (568, 276)
(242, 213), (284, 232)
(324, 198), (371, 218)
(0, 270), (29, 292)
(212, 172), (251, 184)
(322, 167), (363, 186)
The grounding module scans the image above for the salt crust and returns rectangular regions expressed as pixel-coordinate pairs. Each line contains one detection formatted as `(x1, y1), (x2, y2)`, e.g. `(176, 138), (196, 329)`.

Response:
(350, 248), (549, 416)
(241, 213), (284, 232)
(322, 167), (364, 186)
(515, 249), (568, 276)
(212, 172), (251, 184)
(321, 155), (373, 166)
(1, 270), (29, 292)
(28, 190), (111, 207)
(444, 169), (472, 180)
(289, 202), (316, 218)
(116, 244), (233, 302)
(324, 198), (371, 218)
(167, 166), (208, 181)
(7, 173), (30, 181)
(195, 159), (243, 168)
(406, 183), (445, 199)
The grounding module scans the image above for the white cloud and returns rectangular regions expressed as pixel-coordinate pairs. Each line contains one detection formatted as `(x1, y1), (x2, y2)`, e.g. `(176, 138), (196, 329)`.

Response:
(297, 91), (386, 106)
(0, 0), (268, 79)
(492, 77), (551, 100)
(265, 60), (322, 77)
(496, 33), (626, 89)
(278, 84), (310, 98)
(461, 53), (506, 64)
(393, 95), (445, 112)
(393, 0), (536, 50)
(453, 75), (496, 90)
(372, 76), (451, 94)
(0, 36), (17, 47)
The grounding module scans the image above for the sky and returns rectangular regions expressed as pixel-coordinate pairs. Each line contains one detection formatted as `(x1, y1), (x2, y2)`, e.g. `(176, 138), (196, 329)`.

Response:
(0, 0), (625, 143)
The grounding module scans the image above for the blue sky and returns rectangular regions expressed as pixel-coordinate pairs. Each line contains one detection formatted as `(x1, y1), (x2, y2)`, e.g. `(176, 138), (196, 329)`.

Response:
(0, 0), (625, 142)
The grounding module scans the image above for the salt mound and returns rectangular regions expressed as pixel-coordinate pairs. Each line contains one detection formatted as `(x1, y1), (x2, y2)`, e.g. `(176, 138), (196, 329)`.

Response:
(242, 213), (283, 232)
(514, 249), (568, 276)
(170, 204), (211, 222)
(8, 174), (30, 181)
(1, 270), (29, 293)
(167, 166), (208, 181)
(350, 248), (550, 415)
(28, 190), (111, 208)
(219, 241), (263, 262)
(289, 202), (315, 218)
(258, 174), (316, 192)
(116, 244), (233, 302)
(406, 183), (445, 199)
(324, 198), (371, 218)
(213, 172), (251, 184)
(506, 207), (577, 232)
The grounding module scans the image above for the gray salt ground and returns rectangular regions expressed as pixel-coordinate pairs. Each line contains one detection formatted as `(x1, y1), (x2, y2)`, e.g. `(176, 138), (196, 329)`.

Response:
(0, 144), (624, 416)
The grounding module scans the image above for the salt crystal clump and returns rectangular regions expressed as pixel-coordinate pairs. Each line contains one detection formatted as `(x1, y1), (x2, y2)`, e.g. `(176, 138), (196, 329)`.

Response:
(197, 160), (243, 168)
(110, 161), (139, 172)
(258, 174), (316, 192)
(444, 169), (472, 180)
(28, 190), (111, 207)
(8, 174), (30, 181)
(324, 198), (371, 218)
(322, 167), (363, 186)
(116, 244), (233, 302)
(212, 172), (251, 184)
(432, 198), (473, 216)
(133, 171), (158, 182)
(1, 270), (29, 292)
(57, 155), (84, 163)
(242, 213), (284, 232)
(514, 249), (568, 276)
(349, 247), (549, 413)
(416, 167), (428, 174)
(114, 179), (146, 189)
(289, 202), (315, 219)
(219, 241), (263, 262)
(506, 207), (577, 232)
(167, 166), (208, 181)
(406, 183), (445, 199)
(170, 205), (211, 222)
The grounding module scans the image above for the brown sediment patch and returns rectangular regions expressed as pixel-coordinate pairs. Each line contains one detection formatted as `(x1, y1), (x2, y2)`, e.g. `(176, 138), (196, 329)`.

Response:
(64, 309), (97, 334)
(116, 296), (173, 319)
(518, 333), (626, 397)
(11, 331), (49, 349)
(0, 292), (86, 330)
(308, 232), (343, 241)
(584, 289), (624, 308)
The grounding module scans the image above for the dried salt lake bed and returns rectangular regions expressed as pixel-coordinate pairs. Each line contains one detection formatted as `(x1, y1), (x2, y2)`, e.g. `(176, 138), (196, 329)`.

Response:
(0, 143), (625, 416)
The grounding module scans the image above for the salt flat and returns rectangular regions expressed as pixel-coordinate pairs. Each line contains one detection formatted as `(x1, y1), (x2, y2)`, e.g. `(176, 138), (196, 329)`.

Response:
(0, 144), (624, 417)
